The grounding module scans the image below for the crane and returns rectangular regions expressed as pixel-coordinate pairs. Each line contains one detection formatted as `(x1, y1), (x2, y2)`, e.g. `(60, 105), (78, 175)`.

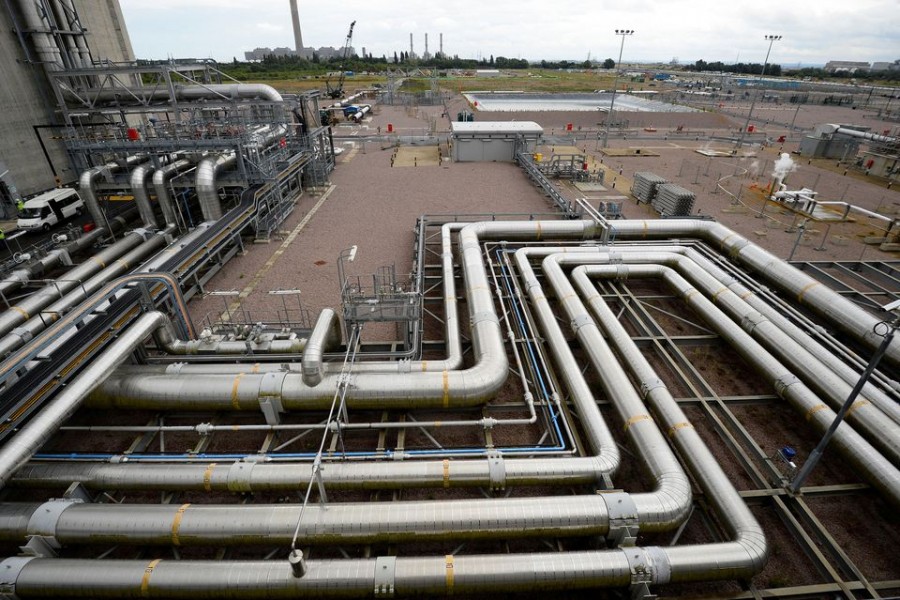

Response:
(325, 21), (356, 99)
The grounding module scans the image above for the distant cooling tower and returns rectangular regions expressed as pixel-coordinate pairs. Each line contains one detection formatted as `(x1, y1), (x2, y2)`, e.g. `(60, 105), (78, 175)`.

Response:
(289, 0), (303, 52)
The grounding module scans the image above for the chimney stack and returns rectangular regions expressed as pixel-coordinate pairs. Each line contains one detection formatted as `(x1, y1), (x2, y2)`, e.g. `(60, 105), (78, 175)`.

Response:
(409, 33), (414, 59)
(289, 0), (303, 53)
(425, 33), (429, 59)
(440, 33), (443, 57)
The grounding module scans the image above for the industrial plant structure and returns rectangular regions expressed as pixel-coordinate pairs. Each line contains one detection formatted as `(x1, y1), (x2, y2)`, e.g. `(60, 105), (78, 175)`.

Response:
(0, 2), (898, 599)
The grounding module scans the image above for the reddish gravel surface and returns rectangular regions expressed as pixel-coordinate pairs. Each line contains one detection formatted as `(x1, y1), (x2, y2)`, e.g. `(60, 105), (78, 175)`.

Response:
(187, 146), (557, 327)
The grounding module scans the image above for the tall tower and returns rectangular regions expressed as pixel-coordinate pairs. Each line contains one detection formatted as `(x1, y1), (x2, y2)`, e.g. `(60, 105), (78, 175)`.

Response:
(440, 33), (443, 58)
(409, 33), (414, 59)
(424, 33), (429, 60)
(289, 0), (304, 53)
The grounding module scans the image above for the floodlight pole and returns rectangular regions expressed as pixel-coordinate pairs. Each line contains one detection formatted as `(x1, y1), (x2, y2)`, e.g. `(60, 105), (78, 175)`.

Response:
(736, 35), (781, 149)
(602, 29), (634, 148)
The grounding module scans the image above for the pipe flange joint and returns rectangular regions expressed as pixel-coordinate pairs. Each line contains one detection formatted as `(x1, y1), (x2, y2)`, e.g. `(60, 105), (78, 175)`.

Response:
(639, 379), (666, 399)
(26, 499), (83, 549)
(486, 450), (506, 491)
(0, 556), (35, 597)
(470, 311), (499, 328)
(373, 556), (397, 597)
(739, 312), (767, 334)
(571, 314), (593, 333)
(131, 228), (152, 241)
(615, 264), (630, 280)
(607, 251), (623, 264)
(9, 328), (32, 344)
(397, 360), (412, 374)
(259, 372), (287, 401)
(227, 461), (255, 493)
(600, 492), (639, 547)
(623, 546), (671, 589)
(774, 373), (802, 397)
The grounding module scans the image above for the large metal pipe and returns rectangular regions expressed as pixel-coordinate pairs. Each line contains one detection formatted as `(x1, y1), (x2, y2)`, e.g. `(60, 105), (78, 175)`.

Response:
(69, 83), (284, 106)
(88, 221), (597, 410)
(0, 311), (167, 488)
(521, 245), (900, 460)
(152, 158), (193, 227)
(79, 156), (147, 227)
(566, 260), (900, 505)
(610, 220), (900, 366)
(833, 125), (898, 145)
(147, 221), (464, 375)
(15, 0), (64, 71)
(0, 212), (132, 298)
(0, 230), (148, 349)
(301, 308), (340, 385)
(0, 483), (692, 547)
(195, 153), (236, 221)
(153, 317), (306, 356)
(0, 231), (165, 357)
(129, 164), (161, 228)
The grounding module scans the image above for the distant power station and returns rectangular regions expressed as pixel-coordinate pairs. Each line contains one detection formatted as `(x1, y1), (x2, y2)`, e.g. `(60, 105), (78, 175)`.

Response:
(244, 0), (353, 61)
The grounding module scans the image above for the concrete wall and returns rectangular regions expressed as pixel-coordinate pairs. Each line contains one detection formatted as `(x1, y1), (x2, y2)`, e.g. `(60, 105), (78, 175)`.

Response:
(0, 1), (134, 199)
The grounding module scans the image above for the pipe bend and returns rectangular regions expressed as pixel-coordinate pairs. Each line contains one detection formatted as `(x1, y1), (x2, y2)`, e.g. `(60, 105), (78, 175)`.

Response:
(302, 309), (340, 386)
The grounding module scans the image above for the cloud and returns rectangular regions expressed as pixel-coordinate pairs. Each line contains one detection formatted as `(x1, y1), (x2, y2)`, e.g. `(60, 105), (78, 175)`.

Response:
(118, 0), (900, 64)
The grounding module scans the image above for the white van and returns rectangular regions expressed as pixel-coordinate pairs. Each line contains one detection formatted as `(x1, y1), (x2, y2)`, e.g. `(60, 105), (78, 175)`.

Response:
(17, 188), (84, 232)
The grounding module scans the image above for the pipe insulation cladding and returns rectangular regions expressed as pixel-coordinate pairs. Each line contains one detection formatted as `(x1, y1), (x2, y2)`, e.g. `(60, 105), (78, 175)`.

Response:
(2, 218), (899, 597)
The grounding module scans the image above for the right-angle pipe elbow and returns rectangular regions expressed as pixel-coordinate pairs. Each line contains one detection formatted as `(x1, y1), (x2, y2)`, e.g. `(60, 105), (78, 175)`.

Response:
(196, 153), (236, 221)
(129, 164), (160, 229)
(301, 308), (340, 386)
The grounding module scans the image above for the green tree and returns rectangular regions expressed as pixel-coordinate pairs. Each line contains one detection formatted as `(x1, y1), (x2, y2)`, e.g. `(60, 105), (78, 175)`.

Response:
(602, 58), (615, 69)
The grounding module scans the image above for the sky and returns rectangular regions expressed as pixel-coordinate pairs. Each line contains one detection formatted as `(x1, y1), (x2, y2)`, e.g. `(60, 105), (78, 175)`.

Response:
(118, 0), (899, 67)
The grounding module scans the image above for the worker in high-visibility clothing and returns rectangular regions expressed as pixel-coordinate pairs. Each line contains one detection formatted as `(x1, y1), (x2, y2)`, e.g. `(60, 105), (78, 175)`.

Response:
(15, 199), (24, 213)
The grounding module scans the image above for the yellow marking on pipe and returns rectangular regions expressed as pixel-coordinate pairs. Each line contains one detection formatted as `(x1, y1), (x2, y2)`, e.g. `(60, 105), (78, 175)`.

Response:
(642, 221), (649, 237)
(231, 373), (245, 410)
(443, 459), (450, 488)
(90, 256), (106, 268)
(445, 555), (455, 594)
(140, 559), (161, 597)
(251, 363), (260, 373)
(10, 306), (30, 319)
(442, 371), (450, 408)
(561, 293), (577, 301)
(712, 287), (729, 302)
(202, 464), (216, 492)
(805, 404), (829, 421)
(845, 400), (871, 418)
(797, 282), (820, 303)
(623, 414), (652, 431)
(683, 289), (699, 300)
(170, 504), (190, 546)
(116, 259), (130, 269)
(667, 422), (694, 437)
(535, 222), (542, 240)
(739, 291), (754, 300)
(422, 361), (428, 372)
